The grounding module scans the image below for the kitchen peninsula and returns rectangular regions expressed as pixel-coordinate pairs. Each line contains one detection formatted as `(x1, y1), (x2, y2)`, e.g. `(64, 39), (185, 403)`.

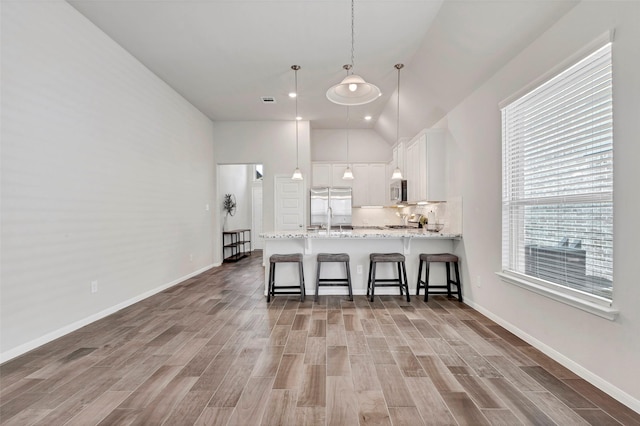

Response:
(260, 228), (462, 297)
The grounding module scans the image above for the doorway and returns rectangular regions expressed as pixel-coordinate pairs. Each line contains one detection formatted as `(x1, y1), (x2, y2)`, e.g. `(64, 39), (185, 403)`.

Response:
(218, 164), (263, 252)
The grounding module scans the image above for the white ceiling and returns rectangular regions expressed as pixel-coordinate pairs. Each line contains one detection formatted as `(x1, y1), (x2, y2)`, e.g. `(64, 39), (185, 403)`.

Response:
(67, 0), (578, 142)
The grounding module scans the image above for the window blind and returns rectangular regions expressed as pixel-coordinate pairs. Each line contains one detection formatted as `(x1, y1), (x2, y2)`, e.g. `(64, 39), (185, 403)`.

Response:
(502, 43), (613, 301)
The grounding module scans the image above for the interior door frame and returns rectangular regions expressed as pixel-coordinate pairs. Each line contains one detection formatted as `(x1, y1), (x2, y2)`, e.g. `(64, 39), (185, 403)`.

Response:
(251, 182), (263, 250)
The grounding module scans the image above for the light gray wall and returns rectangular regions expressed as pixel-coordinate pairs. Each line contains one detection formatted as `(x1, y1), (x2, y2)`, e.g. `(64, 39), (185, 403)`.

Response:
(442, 1), (640, 409)
(1, 2), (215, 360)
(311, 129), (391, 162)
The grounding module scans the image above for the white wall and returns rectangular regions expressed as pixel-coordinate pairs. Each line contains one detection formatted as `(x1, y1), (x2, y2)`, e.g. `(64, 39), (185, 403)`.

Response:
(213, 120), (311, 262)
(442, 1), (640, 410)
(0, 2), (215, 360)
(311, 128), (391, 163)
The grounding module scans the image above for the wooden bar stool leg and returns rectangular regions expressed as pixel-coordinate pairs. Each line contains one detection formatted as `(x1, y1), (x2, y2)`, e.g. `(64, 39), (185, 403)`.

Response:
(345, 261), (353, 301)
(369, 262), (377, 302)
(454, 261), (463, 302)
(396, 262), (404, 296)
(314, 262), (322, 302)
(424, 261), (431, 302)
(401, 262), (410, 302)
(416, 259), (424, 296)
(446, 262), (452, 298)
(298, 262), (305, 302)
(366, 261), (373, 298)
(267, 262), (275, 303)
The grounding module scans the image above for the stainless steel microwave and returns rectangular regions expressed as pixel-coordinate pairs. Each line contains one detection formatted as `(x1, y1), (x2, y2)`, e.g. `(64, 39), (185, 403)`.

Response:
(390, 179), (407, 203)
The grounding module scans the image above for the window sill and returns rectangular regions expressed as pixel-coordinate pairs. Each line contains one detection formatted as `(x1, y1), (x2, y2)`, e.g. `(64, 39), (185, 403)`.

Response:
(496, 271), (619, 321)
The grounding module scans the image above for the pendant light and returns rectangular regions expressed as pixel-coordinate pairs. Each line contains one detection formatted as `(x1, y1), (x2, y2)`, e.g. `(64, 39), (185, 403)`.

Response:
(342, 105), (354, 180)
(291, 65), (303, 180)
(391, 63), (404, 180)
(342, 65), (354, 180)
(326, 0), (381, 106)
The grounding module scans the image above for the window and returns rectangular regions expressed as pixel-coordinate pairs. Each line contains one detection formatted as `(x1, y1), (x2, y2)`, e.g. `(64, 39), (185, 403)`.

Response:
(501, 43), (613, 309)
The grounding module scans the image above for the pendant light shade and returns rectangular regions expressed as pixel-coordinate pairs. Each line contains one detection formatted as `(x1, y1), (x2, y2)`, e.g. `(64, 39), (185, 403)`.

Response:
(391, 63), (404, 181)
(290, 65), (303, 181)
(342, 167), (354, 180)
(291, 167), (303, 180)
(326, 0), (380, 106)
(327, 74), (381, 106)
(391, 167), (403, 180)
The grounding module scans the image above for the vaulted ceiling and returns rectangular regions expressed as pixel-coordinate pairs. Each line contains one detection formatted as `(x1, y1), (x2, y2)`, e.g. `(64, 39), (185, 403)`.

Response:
(68, 0), (578, 143)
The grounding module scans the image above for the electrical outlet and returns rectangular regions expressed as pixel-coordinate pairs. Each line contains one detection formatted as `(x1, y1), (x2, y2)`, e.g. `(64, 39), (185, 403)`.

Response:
(189, 254), (194, 262)
(205, 204), (210, 211)
(357, 265), (363, 274)
(476, 275), (482, 288)
(91, 280), (98, 294)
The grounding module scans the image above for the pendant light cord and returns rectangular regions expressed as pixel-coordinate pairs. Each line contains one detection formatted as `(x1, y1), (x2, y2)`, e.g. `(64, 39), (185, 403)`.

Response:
(395, 64), (403, 169)
(350, 0), (355, 73)
(294, 65), (300, 168)
(346, 106), (350, 162)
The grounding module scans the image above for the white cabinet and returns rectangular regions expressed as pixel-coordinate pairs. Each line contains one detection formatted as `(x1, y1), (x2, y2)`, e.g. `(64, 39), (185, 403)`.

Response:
(313, 162), (388, 205)
(368, 163), (387, 205)
(312, 163), (353, 187)
(331, 164), (353, 188)
(391, 140), (405, 175)
(352, 164), (369, 207)
(352, 163), (387, 206)
(404, 129), (446, 203)
(312, 163), (331, 187)
(405, 141), (418, 202)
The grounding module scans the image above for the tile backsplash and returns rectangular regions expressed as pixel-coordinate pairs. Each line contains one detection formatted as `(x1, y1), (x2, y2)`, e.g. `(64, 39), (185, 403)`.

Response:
(351, 196), (462, 234)
(351, 207), (405, 226)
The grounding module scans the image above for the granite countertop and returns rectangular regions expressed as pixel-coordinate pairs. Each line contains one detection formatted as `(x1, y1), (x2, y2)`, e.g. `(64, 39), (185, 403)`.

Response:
(260, 229), (461, 239)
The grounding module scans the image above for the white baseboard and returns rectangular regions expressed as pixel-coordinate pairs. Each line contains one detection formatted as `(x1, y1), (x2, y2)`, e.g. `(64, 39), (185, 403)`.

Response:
(464, 299), (640, 414)
(0, 264), (215, 364)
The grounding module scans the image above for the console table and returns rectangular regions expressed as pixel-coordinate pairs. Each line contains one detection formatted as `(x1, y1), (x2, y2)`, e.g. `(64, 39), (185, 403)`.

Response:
(222, 229), (252, 262)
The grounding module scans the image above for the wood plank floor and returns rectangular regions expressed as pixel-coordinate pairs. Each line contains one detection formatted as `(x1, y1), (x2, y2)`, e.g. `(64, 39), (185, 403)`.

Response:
(2, 252), (639, 425)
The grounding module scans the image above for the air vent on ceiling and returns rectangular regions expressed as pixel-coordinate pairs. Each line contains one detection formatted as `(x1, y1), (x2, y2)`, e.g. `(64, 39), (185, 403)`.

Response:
(261, 96), (276, 104)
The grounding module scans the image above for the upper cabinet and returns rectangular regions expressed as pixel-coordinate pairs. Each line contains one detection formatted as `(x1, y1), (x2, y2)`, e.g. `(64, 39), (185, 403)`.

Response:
(352, 163), (387, 206)
(331, 164), (353, 188)
(312, 163), (331, 187)
(312, 162), (386, 206)
(391, 140), (405, 175)
(404, 129), (446, 203)
(311, 163), (352, 188)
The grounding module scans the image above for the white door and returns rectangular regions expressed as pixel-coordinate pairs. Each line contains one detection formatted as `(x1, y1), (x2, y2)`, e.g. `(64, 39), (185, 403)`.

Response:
(275, 176), (305, 231)
(252, 184), (264, 250)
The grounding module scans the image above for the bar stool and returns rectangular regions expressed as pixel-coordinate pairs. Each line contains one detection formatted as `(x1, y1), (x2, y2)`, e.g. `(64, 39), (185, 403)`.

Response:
(267, 253), (305, 302)
(366, 253), (410, 302)
(416, 253), (463, 302)
(314, 253), (353, 302)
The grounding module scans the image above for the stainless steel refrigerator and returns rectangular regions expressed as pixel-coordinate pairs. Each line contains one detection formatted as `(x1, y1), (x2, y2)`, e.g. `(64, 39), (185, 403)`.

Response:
(310, 187), (352, 228)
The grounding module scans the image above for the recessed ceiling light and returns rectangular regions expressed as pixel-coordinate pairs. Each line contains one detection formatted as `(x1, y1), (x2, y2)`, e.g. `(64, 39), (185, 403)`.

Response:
(289, 92), (297, 98)
(296, 116), (302, 121)
(364, 115), (372, 121)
